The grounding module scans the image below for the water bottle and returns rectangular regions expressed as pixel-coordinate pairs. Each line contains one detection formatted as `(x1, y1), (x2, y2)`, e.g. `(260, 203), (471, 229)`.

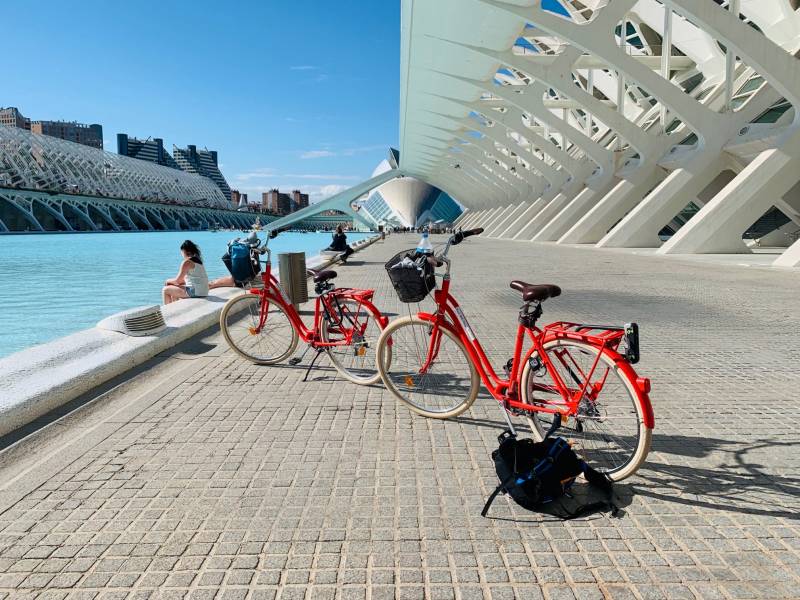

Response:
(415, 231), (433, 256)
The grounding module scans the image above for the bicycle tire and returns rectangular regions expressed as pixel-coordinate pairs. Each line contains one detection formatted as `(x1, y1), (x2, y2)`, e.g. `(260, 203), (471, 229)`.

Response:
(220, 293), (298, 365)
(319, 297), (389, 385)
(376, 315), (479, 418)
(519, 339), (651, 481)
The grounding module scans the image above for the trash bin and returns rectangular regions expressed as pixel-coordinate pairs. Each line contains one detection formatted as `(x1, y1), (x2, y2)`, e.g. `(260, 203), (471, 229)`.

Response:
(278, 252), (309, 306)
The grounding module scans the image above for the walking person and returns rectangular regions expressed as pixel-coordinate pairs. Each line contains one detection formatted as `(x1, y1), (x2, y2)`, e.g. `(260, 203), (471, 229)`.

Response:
(162, 240), (209, 304)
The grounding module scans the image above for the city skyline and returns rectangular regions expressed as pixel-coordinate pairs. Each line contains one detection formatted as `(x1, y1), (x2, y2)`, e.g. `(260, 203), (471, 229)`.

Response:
(3, 0), (401, 204)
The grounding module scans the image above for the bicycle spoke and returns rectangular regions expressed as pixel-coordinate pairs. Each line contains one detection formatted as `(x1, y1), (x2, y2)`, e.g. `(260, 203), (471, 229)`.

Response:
(522, 340), (646, 478)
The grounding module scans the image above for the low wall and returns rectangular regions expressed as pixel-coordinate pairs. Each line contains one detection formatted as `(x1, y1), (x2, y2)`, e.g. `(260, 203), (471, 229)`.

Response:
(0, 234), (381, 439)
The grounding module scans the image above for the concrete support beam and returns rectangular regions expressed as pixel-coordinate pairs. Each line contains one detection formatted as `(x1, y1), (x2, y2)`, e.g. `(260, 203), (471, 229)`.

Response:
(453, 209), (471, 227)
(481, 204), (517, 234)
(496, 201), (536, 239)
(597, 157), (727, 248)
(473, 207), (503, 229)
(518, 193), (575, 241)
(773, 237), (800, 267)
(660, 137), (800, 254)
(486, 201), (531, 237)
(459, 209), (487, 230)
(559, 170), (668, 245)
(533, 181), (616, 242)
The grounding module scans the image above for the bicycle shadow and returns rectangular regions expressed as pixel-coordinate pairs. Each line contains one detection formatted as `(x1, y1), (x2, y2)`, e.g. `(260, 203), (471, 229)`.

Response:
(633, 434), (800, 520)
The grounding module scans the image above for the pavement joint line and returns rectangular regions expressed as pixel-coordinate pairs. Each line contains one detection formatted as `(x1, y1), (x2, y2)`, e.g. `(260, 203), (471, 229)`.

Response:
(0, 233), (796, 598)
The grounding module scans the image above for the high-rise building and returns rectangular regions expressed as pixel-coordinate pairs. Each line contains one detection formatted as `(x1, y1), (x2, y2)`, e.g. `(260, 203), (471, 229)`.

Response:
(263, 189), (294, 215)
(30, 120), (103, 149)
(0, 107), (30, 130)
(173, 144), (232, 203)
(291, 190), (309, 211)
(117, 134), (179, 168)
(231, 189), (241, 209)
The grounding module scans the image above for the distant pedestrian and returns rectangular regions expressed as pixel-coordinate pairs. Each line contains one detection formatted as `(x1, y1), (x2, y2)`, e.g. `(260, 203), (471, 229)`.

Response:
(162, 240), (209, 304)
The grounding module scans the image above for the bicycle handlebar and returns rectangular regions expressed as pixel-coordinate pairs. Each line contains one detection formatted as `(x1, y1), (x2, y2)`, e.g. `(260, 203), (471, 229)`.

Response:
(450, 228), (483, 246)
(268, 225), (292, 239)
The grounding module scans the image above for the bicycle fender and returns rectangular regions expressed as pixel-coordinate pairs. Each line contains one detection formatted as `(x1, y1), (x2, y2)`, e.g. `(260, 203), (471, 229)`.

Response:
(520, 343), (654, 430)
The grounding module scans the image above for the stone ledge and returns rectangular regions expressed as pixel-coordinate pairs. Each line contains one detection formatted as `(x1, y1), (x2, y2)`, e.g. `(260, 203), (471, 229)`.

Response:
(0, 234), (380, 439)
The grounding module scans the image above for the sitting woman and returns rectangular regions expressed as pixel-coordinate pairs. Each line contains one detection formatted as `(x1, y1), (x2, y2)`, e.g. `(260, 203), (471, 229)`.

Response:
(326, 225), (355, 261)
(162, 240), (209, 304)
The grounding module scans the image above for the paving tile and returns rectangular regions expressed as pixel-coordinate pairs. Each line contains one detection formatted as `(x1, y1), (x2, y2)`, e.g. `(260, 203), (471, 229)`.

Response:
(0, 235), (798, 598)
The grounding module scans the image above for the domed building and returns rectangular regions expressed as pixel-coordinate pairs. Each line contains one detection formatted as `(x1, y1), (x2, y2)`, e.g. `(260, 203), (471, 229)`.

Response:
(359, 151), (463, 228)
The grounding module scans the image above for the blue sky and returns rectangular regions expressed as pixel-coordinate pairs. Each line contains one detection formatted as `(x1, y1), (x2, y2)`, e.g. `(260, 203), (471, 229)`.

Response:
(4, 0), (400, 202)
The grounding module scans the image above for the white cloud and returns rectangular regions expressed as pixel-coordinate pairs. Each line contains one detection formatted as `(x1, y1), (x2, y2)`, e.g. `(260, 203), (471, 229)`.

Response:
(300, 150), (336, 159)
(315, 184), (348, 200)
(297, 145), (385, 160)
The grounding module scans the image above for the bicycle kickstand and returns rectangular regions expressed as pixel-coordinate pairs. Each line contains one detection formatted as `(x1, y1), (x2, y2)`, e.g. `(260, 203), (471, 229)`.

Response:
(497, 401), (518, 439)
(302, 348), (326, 382)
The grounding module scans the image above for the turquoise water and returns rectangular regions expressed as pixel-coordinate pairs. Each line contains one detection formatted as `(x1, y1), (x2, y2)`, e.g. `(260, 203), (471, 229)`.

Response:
(0, 231), (371, 358)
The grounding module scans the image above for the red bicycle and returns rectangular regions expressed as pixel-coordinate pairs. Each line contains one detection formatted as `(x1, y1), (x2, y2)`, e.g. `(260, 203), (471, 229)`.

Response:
(376, 229), (654, 479)
(220, 227), (389, 385)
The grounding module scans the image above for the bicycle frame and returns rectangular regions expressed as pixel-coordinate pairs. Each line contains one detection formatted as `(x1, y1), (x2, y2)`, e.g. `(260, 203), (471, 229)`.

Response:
(249, 246), (384, 349)
(415, 272), (653, 426)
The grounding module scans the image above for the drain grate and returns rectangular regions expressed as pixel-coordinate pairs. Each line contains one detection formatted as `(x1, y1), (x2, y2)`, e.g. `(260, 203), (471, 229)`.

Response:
(97, 305), (167, 337)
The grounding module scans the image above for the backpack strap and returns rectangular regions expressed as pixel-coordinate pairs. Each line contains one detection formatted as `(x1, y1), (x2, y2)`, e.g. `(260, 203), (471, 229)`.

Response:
(481, 472), (515, 517)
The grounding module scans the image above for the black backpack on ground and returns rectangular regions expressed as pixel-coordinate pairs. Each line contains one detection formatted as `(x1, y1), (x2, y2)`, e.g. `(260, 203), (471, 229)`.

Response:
(482, 430), (619, 520)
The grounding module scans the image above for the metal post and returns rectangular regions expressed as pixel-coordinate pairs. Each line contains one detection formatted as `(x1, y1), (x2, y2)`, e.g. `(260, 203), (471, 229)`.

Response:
(725, 0), (741, 112)
(660, 6), (673, 129)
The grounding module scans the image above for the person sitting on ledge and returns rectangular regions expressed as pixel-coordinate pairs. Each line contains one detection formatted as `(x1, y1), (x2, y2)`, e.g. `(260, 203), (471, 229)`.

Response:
(326, 225), (355, 262)
(162, 240), (209, 304)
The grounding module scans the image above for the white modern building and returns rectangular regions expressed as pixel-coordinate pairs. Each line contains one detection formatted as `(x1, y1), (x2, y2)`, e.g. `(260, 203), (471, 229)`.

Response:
(359, 156), (463, 228)
(268, 0), (800, 268)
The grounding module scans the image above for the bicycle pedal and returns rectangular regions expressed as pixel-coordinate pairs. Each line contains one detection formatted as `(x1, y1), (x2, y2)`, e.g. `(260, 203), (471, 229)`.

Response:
(288, 357), (302, 366)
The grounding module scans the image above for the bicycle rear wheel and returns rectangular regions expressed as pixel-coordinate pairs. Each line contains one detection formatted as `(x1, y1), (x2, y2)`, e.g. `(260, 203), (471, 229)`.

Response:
(376, 315), (479, 418)
(320, 298), (388, 385)
(220, 293), (298, 364)
(519, 339), (651, 481)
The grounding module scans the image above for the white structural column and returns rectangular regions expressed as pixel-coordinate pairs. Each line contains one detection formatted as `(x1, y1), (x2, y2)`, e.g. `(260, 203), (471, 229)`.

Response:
(598, 158), (727, 248)
(481, 204), (517, 234)
(657, 0), (800, 256)
(470, 207), (502, 229)
(452, 209), (471, 227)
(559, 169), (669, 244)
(774, 237), (800, 267)
(395, 0), (800, 269)
(661, 142), (800, 253)
(534, 180), (619, 242)
(486, 200), (534, 237)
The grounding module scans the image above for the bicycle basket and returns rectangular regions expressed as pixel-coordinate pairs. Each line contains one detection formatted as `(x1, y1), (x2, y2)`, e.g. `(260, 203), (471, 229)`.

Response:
(385, 249), (436, 303)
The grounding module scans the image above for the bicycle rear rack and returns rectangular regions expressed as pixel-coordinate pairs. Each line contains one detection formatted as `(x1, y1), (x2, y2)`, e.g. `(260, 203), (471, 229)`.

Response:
(544, 321), (640, 364)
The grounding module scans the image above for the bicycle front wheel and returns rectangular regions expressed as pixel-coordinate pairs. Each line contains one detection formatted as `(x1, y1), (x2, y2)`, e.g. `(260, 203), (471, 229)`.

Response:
(520, 339), (651, 481)
(376, 316), (479, 418)
(320, 298), (388, 385)
(220, 293), (298, 364)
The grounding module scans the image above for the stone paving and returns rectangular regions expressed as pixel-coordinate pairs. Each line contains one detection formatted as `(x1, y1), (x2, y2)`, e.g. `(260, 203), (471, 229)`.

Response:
(0, 234), (798, 600)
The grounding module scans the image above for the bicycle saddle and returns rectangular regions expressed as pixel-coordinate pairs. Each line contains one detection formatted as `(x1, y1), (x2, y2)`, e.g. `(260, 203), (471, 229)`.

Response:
(510, 281), (561, 302)
(308, 269), (337, 284)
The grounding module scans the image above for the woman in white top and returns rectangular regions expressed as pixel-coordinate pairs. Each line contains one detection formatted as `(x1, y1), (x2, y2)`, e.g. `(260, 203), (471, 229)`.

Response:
(162, 240), (209, 304)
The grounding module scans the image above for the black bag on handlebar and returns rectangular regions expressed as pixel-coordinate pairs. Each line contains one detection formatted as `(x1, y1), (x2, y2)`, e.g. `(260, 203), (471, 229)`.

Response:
(385, 249), (436, 303)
